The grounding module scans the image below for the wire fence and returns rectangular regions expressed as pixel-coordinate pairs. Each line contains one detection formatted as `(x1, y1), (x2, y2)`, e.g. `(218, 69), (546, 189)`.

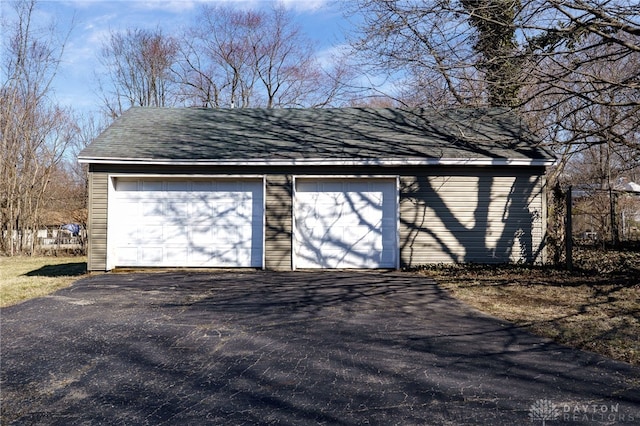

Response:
(571, 189), (640, 246)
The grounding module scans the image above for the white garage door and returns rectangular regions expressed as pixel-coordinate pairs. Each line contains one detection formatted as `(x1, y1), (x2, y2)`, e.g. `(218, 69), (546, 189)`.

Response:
(110, 178), (263, 267)
(294, 178), (397, 269)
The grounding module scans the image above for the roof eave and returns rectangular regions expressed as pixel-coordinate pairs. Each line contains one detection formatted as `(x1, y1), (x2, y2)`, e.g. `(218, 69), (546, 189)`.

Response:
(78, 157), (556, 167)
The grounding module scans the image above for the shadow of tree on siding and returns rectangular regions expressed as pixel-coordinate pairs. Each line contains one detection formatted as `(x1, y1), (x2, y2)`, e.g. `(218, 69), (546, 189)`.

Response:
(401, 170), (543, 265)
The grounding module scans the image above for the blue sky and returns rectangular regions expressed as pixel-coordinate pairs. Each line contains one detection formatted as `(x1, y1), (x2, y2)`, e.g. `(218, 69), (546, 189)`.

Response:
(4, 0), (350, 115)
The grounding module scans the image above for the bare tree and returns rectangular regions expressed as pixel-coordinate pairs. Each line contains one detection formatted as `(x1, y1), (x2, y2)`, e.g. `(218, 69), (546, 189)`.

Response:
(173, 35), (223, 108)
(461, 0), (521, 106)
(346, 0), (640, 159)
(98, 27), (179, 118)
(175, 4), (354, 108)
(523, 27), (640, 183)
(175, 6), (260, 108)
(1, 0), (76, 255)
(250, 5), (352, 108)
(345, 0), (482, 107)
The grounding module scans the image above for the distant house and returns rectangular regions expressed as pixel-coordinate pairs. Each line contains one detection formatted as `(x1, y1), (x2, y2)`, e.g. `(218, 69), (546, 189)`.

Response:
(78, 107), (554, 271)
(615, 178), (640, 239)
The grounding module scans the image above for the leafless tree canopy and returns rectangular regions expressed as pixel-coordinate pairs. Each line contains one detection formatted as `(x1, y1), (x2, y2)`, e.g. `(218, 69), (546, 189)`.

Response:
(173, 4), (353, 109)
(346, 0), (640, 182)
(0, 0), (82, 254)
(98, 28), (180, 119)
(97, 4), (355, 114)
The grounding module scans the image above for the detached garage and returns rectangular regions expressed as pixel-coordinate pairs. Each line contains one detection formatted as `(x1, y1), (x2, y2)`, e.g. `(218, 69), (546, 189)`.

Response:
(79, 107), (554, 271)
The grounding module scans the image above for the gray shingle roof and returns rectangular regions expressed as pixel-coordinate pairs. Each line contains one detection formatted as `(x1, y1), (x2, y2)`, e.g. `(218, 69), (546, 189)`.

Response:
(78, 107), (554, 164)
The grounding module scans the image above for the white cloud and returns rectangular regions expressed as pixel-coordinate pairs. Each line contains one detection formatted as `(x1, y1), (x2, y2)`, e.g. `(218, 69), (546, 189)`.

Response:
(134, 0), (200, 13)
(61, 0), (329, 13)
(277, 0), (328, 12)
(60, 0), (198, 13)
(316, 42), (350, 67)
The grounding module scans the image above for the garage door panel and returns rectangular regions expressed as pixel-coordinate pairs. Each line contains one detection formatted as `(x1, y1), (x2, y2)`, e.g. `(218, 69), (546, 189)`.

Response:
(140, 247), (163, 263)
(347, 210), (381, 225)
(189, 248), (215, 264)
(344, 226), (381, 246)
(165, 247), (188, 263)
(116, 224), (138, 240)
(317, 193), (345, 205)
(350, 190), (382, 204)
(111, 178), (263, 267)
(192, 203), (212, 219)
(300, 247), (382, 269)
(294, 178), (397, 269)
(296, 245), (326, 267)
(321, 181), (345, 192)
(192, 226), (213, 244)
(141, 201), (163, 218)
(342, 250), (377, 268)
(116, 180), (138, 191)
(213, 200), (240, 216)
(141, 225), (163, 242)
(117, 247), (138, 264)
(165, 226), (188, 244)
(118, 201), (142, 217)
(142, 181), (163, 191)
(165, 201), (189, 217)
(214, 226), (243, 244)
(167, 181), (190, 191)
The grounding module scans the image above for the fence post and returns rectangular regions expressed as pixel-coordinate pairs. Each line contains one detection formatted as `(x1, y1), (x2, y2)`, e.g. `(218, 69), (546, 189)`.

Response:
(609, 188), (619, 246)
(566, 186), (573, 271)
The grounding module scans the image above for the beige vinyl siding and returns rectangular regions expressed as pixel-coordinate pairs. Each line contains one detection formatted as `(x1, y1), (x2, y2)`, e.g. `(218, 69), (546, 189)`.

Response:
(265, 175), (293, 270)
(85, 164), (547, 270)
(400, 169), (545, 265)
(87, 172), (109, 271)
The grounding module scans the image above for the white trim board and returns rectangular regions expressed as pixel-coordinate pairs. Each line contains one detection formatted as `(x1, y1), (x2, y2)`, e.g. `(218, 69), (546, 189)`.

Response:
(80, 157), (555, 167)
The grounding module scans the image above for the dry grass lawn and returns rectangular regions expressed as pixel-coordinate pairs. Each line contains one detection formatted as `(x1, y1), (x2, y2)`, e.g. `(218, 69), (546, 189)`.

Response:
(421, 247), (640, 366)
(0, 256), (87, 307)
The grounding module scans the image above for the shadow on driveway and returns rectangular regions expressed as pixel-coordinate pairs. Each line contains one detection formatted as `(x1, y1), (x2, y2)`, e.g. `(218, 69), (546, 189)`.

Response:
(1, 271), (639, 425)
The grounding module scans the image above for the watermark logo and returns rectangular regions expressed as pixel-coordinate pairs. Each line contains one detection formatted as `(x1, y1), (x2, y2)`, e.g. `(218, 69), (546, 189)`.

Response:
(529, 399), (560, 425)
(528, 399), (636, 424)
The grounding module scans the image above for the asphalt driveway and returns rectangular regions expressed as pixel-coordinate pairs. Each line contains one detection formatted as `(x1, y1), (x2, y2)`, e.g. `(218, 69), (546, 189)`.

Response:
(1, 271), (638, 425)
